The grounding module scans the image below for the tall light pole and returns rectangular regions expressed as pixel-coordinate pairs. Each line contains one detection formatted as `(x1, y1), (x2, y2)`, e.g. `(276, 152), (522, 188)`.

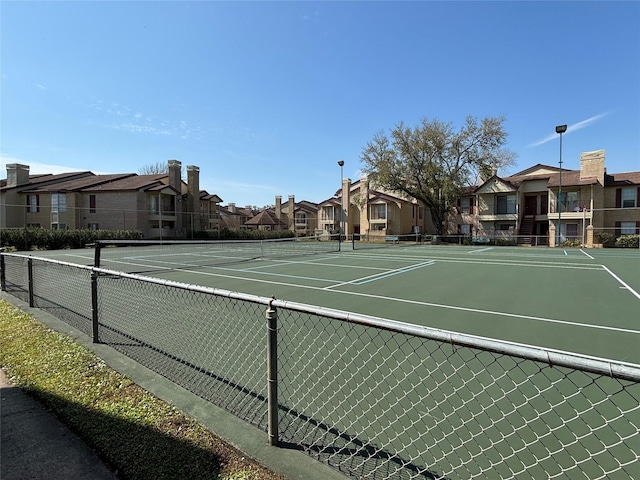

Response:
(555, 124), (567, 246)
(338, 160), (344, 243)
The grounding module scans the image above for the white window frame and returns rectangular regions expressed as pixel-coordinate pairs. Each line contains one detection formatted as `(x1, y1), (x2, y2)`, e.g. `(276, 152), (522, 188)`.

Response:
(620, 221), (636, 235)
(51, 193), (66, 213)
(622, 188), (636, 208)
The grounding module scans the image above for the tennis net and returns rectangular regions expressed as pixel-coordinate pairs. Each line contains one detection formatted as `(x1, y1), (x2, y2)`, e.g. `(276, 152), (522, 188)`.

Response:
(352, 233), (424, 250)
(93, 235), (341, 274)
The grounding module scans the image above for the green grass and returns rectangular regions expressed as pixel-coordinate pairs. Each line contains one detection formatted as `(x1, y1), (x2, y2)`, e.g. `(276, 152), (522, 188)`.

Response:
(0, 300), (285, 480)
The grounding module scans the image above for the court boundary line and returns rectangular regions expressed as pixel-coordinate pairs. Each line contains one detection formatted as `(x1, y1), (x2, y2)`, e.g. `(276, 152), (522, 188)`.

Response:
(45, 249), (640, 335)
(325, 261), (435, 289)
(156, 266), (640, 336)
(580, 249), (595, 259)
(601, 265), (640, 300)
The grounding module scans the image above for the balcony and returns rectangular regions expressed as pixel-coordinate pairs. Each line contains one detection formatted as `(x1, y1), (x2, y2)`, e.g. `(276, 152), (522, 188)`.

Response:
(148, 209), (177, 221)
(477, 213), (518, 222)
(548, 206), (592, 220)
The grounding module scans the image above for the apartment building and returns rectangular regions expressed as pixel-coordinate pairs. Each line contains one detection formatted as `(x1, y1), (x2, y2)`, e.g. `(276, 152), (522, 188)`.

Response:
(0, 160), (223, 239)
(449, 150), (640, 247)
(317, 177), (432, 239)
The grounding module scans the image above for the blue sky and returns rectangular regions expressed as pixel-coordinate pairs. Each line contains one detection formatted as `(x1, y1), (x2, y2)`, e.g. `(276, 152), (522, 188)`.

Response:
(2, 1), (639, 208)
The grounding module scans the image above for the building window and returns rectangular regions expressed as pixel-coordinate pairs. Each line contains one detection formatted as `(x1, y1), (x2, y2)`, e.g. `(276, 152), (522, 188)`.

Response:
(620, 221), (637, 235)
(370, 204), (387, 220)
(565, 223), (578, 239)
(150, 196), (159, 214)
(51, 193), (66, 213)
(88, 223), (99, 230)
(622, 188), (636, 208)
(459, 224), (471, 234)
(372, 223), (386, 231)
(89, 195), (96, 213)
(616, 187), (640, 208)
(559, 191), (579, 213)
(296, 213), (307, 225)
(496, 195), (516, 214)
(51, 223), (67, 230)
(458, 197), (473, 214)
(27, 194), (39, 213)
(322, 207), (334, 221)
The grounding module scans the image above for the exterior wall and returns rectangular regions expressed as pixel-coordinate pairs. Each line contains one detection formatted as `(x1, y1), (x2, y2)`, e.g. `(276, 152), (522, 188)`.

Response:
(24, 193), (52, 228)
(1, 190), (26, 228)
(602, 186), (640, 233)
(293, 210), (317, 236)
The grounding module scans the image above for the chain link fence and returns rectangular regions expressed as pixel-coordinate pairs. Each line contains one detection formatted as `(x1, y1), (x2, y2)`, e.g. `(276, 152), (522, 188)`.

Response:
(1, 252), (639, 479)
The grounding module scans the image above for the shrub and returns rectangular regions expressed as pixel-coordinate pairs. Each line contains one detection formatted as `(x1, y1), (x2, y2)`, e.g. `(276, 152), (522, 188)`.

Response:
(561, 239), (582, 248)
(595, 231), (616, 248)
(615, 234), (639, 249)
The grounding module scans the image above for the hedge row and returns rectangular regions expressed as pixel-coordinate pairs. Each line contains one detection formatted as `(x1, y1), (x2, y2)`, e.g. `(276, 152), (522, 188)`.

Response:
(192, 228), (296, 241)
(596, 232), (640, 249)
(0, 227), (298, 251)
(0, 228), (144, 251)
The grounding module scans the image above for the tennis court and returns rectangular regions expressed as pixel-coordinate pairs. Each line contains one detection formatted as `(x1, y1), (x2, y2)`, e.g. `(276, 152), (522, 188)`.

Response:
(5, 241), (639, 479)
(49, 241), (640, 364)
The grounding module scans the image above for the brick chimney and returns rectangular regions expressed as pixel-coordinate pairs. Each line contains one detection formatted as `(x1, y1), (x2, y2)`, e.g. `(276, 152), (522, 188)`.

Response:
(275, 196), (282, 221)
(168, 160), (182, 191)
(187, 165), (200, 229)
(6, 164), (30, 187)
(580, 150), (606, 185)
(288, 195), (295, 231)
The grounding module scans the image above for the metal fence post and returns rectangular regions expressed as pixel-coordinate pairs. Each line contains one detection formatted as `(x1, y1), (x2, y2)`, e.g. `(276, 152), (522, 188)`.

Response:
(266, 297), (279, 447)
(91, 271), (100, 343)
(93, 242), (102, 267)
(27, 257), (34, 307)
(0, 254), (5, 291)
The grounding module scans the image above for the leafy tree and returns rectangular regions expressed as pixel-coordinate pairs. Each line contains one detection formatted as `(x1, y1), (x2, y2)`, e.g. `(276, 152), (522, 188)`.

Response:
(360, 116), (516, 235)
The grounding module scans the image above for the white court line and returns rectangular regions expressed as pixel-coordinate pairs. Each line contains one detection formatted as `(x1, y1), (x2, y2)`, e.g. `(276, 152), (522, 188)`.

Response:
(602, 265), (640, 300)
(166, 267), (640, 336)
(580, 249), (595, 259)
(468, 247), (493, 254)
(325, 261), (434, 289)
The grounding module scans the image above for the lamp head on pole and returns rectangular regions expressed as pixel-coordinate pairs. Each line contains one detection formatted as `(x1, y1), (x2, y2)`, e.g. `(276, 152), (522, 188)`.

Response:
(555, 124), (567, 134)
(338, 160), (344, 167)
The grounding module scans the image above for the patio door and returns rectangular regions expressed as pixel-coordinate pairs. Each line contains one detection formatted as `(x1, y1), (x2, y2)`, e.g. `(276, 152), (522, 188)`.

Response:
(524, 196), (537, 216)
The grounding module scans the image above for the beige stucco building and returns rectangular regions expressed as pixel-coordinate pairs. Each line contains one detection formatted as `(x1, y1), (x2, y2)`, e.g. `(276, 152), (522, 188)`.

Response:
(317, 177), (433, 240)
(449, 150), (640, 247)
(0, 160), (222, 239)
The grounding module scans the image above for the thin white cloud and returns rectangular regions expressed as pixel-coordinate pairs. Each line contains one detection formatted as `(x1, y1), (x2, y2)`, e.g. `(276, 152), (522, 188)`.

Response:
(528, 112), (610, 147)
(110, 123), (173, 136)
(35, 83), (47, 90)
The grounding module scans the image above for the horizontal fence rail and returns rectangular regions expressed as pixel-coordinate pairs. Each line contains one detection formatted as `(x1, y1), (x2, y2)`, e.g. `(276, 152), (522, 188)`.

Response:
(1, 252), (639, 480)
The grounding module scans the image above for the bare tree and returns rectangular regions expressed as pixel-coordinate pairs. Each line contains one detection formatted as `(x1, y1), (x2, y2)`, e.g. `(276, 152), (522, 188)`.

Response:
(138, 162), (168, 175)
(361, 116), (517, 235)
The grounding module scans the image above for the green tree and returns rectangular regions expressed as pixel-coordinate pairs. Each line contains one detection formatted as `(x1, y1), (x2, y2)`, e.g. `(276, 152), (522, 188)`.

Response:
(360, 116), (516, 235)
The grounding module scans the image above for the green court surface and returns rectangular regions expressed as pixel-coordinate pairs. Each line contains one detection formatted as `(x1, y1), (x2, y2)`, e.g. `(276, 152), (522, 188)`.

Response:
(47, 244), (640, 364)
